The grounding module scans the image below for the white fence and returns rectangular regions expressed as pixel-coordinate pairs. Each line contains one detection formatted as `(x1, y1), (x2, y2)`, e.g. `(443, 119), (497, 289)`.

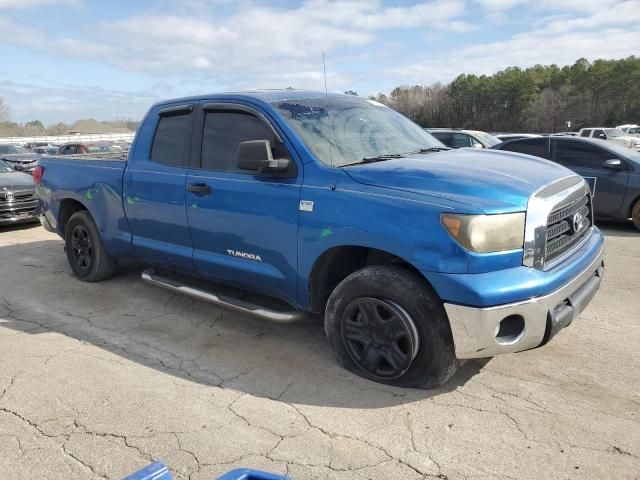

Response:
(0, 132), (136, 145)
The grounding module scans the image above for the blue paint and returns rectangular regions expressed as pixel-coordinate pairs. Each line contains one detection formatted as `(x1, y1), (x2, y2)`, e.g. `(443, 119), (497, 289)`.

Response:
(38, 90), (604, 313)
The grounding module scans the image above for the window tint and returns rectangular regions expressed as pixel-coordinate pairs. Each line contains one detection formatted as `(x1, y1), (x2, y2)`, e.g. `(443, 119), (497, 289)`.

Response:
(554, 140), (622, 170)
(580, 130), (591, 137)
(592, 129), (606, 139)
(201, 111), (289, 172)
(499, 138), (548, 158)
(453, 133), (472, 148)
(430, 131), (452, 146)
(150, 112), (193, 167)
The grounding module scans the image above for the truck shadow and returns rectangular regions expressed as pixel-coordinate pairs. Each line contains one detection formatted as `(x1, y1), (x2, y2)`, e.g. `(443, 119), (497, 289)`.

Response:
(597, 220), (638, 238)
(0, 238), (488, 409)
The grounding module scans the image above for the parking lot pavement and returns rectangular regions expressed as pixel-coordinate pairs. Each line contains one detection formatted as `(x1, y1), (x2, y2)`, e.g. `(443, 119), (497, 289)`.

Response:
(0, 225), (638, 480)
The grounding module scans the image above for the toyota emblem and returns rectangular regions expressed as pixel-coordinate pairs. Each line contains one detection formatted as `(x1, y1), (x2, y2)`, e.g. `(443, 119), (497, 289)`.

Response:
(5, 191), (13, 201)
(572, 211), (584, 233)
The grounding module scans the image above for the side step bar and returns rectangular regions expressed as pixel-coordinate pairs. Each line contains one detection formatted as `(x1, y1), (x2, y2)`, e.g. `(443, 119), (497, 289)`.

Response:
(141, 269), (306, 323)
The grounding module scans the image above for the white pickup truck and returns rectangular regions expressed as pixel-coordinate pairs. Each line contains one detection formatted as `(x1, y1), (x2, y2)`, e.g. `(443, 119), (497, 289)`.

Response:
(579, 127), (640, 150)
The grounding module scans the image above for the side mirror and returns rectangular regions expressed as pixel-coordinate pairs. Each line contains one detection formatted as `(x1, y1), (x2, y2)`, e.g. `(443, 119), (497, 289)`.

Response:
(236, 140), (289, 173)
(602, 159), (623, 170)
(597, 134), (607, 139)
(471, 142), (484, 149)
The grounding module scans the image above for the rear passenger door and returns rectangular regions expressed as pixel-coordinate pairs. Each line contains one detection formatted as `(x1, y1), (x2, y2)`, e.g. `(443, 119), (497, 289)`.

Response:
(184, 102), (302, 305)
(551, 139), (629, 217)
(123, 103), (195, 272)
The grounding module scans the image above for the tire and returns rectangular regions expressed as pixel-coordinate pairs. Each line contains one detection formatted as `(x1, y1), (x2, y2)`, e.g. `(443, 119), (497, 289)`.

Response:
(632, 200), (640, 232)
(325, 265), (458, 389)
(64, 210), (117, 282)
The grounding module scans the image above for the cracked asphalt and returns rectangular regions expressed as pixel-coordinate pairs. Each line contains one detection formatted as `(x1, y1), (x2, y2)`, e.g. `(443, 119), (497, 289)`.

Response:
(0, 223), (638, 480)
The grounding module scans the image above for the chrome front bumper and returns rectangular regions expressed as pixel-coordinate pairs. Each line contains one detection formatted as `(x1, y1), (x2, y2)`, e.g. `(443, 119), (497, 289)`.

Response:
(444, 246), (605, 359)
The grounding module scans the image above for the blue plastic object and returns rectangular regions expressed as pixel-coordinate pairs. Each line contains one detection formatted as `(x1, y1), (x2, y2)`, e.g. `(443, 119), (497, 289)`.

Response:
(123, 462), (289, 480)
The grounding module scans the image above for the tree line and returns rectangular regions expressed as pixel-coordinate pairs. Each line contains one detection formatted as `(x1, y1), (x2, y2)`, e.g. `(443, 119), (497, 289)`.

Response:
(370, 57), (640, 133)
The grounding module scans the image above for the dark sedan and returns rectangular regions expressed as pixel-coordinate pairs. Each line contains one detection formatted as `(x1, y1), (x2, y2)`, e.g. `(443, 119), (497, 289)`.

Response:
(492, 136), (640, 230)
(0, 159), (40, 226)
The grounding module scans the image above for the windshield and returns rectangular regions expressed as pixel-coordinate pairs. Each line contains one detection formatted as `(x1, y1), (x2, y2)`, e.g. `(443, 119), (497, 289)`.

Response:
(271, 96), (444, 167)
(473, 131), (501, 147)
(604, 128), (625, 137)
(87, 145), (117, 153)
(0, 159), (13, 173)
(0, 144), (29, 154)
(628, 127), (640, 135)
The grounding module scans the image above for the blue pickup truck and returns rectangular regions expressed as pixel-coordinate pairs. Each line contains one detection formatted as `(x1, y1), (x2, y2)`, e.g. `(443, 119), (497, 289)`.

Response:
(35, 91), (605, 388)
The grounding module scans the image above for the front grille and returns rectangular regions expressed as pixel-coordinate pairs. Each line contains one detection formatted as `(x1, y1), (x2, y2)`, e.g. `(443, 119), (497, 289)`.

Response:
(0, 190), (36, 204)
(545, 194), (592, 263)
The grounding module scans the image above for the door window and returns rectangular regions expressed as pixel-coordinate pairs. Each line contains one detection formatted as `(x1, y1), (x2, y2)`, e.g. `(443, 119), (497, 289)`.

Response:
(150, 110), (193, 167)
(554, 140), (625, 170)
(452, 133), (472, 148)
(430, 131), (452, 147)
(200, 111), (292, 173)
(499, 138), (549, 158)
(592, 129), (606, 140)
(580, 130), (591, 137)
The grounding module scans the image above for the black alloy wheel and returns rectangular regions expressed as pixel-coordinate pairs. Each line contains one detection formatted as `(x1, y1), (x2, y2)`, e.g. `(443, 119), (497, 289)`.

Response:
(70, 224), (93, 274)
(341, 297), (420, 380)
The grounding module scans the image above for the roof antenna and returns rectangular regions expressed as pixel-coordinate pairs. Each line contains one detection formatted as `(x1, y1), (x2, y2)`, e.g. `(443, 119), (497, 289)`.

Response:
(323, 52), (336, 187)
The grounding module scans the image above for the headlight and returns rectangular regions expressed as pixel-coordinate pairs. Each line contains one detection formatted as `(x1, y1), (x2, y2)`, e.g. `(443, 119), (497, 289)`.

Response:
(441, 212), (525, 253)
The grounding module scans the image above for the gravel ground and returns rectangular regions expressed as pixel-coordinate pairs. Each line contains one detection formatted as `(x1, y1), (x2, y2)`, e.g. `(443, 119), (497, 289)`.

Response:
(0, 223), (638, 480)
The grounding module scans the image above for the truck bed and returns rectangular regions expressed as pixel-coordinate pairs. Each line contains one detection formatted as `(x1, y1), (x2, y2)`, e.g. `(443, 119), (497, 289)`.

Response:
(37, 155), (134, 258)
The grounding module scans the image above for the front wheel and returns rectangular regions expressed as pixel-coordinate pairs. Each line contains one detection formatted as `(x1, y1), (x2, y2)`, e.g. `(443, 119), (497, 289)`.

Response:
(64, 210), (117, 282)
(325, 266), (458, 389)
(632, 199), (640, 231)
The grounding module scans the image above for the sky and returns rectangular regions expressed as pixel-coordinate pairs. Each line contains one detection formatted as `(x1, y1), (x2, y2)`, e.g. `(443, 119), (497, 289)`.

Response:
(0, 0), (638, 124)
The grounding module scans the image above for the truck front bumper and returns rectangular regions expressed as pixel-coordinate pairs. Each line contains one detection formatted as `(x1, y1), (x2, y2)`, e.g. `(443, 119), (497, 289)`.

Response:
(444, 245), (604, 359)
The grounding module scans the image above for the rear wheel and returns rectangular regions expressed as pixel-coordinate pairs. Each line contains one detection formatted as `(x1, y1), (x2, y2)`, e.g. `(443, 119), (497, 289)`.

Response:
(325, 266), (458, 389)
(632, 200), (640, 231)
(65, 210), (117, 282)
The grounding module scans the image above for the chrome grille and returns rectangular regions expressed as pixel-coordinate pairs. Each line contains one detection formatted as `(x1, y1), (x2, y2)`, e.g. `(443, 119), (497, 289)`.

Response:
(545, 195), (591, 262)
(523, 176), (593, 270)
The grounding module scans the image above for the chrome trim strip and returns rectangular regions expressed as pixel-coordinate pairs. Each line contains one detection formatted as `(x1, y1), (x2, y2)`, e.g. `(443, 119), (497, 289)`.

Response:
(141, 268), (305, 323)
(523, 175), (590, 269)
(445, 244), (604, 359)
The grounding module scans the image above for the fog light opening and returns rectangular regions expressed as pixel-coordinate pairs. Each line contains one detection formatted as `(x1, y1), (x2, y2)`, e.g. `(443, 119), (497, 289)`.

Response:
(495, 315), (525, 345)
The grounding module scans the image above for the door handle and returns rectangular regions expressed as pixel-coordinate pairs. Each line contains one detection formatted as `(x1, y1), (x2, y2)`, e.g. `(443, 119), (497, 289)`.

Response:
(187, 183), (212, 195)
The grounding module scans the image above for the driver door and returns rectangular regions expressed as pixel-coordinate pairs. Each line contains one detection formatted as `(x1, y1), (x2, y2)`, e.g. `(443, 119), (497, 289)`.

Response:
(185, 102), (302, 305)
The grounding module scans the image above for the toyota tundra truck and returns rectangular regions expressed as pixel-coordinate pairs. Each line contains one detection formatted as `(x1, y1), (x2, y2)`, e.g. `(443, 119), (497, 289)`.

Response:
(35, 91), (605, 388)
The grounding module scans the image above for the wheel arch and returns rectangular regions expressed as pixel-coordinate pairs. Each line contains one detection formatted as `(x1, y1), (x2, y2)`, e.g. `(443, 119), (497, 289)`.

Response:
(307, 245), (432, 313)
(58, 198), (89, 236)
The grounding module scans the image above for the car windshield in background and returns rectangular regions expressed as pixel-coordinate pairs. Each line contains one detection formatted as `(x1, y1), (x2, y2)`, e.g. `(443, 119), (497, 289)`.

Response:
(604, 128), (625, 137)
(0, 144), (29, 154)
(87, 145), (117, 153)
(474, 131), (501, 147)
(0, 159), (13, 173)
(628, 127), (640, 134)
(272, 96), (444, 167)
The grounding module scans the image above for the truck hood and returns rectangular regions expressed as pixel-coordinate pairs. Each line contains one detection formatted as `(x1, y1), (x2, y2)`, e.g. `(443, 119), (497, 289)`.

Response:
(342, 149), (574, 213)
(0, 170), (35, 189)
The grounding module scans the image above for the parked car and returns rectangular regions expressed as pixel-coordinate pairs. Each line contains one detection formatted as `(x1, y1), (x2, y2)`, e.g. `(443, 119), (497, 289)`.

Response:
(24, 142), (56, 151)
(550, 132), (578, 137)
(617, 125), (640, 137)
(0, 158), (40, 225)
(33, 146), (59, 155)
(578, 128), (640, 150)
(0, 144), (41, 173)
(493, 133), (543, 142)
(56, 142), (122, 155)
(426, 129), (501, 148)
(493, 136), (640, 229)
(36, 91), (604, 388)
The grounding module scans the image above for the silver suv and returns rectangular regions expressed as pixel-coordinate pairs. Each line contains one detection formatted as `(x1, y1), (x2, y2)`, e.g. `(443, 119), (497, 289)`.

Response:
(426, 129), (501, 149)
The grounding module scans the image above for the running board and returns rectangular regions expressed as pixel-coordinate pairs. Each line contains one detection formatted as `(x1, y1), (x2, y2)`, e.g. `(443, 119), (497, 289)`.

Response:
(141, 269), (305, 323)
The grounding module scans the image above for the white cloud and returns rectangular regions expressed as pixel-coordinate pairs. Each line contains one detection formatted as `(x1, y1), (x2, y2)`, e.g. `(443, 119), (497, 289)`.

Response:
(0, 0), (77, 8)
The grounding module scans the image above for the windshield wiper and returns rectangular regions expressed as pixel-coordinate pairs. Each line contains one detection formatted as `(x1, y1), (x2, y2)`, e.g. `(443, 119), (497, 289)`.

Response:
(410, 147), (450, 153)
(360, 153), (404, 163)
